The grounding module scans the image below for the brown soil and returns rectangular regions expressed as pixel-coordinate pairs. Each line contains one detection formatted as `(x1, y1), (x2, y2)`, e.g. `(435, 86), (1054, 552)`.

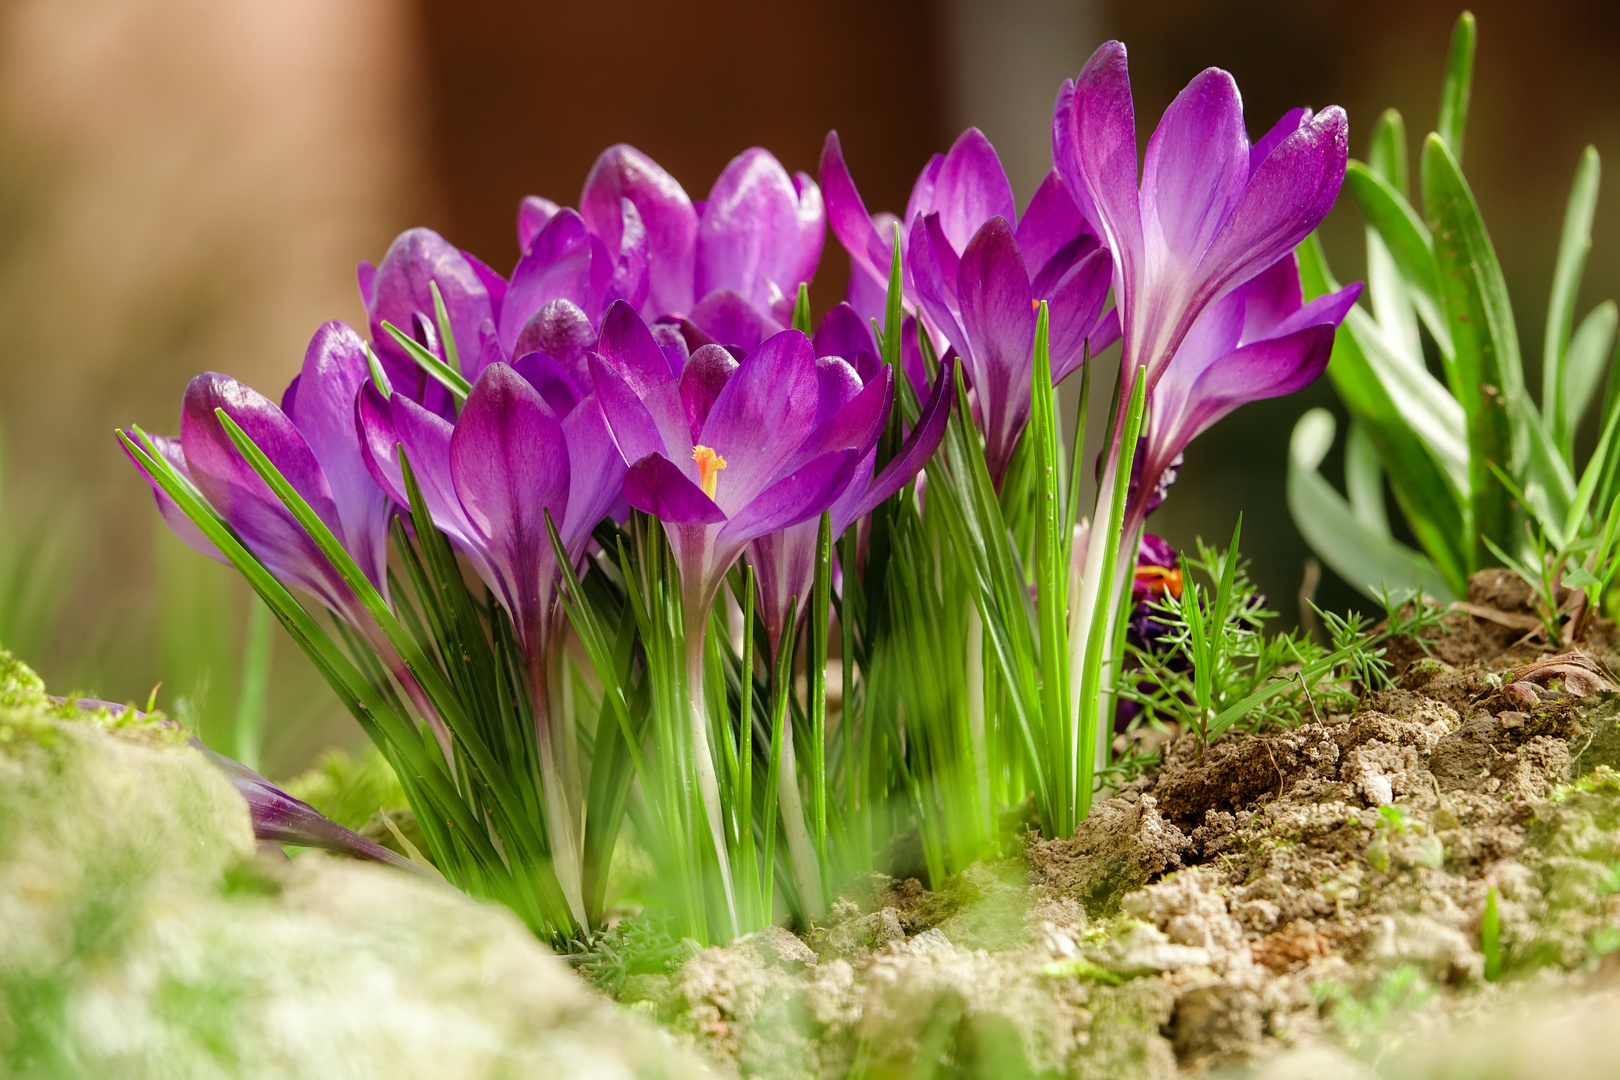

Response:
(629, 571), (1620, 1078)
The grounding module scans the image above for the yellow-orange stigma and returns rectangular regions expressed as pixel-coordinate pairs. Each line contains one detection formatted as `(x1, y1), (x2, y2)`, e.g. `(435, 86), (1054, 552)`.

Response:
(1135, 564), (1184, 600)
(692, 444), (728, 499)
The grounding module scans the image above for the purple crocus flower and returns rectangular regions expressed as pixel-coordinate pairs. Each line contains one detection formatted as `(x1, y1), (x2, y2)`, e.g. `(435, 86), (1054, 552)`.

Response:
(126, 322), (391, 617)
(356, 356), (627, 927)
(825, 126), (1116, 486)
(1128, 254), (1361, 534)
(747, 304), (956, 657)
(123, 321), (452, 752)
(1051, 42), (1349, 447)
(589, 299), (881, 928)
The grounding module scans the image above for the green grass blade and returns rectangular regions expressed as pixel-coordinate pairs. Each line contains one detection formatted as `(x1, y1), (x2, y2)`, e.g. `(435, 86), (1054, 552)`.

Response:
(1344, 421), (1391, 537)
(792, 282), (812, 334)
(1366, 108), (1409, 194)
(231, 596), (273, 771)
(381, 319), (472, 401)
(1437, 11), (1476, 163)
(1422, 133), (1522, 565)
(1544, 146), (1602, 453)
(1563, 301), (1618, 457)
(1345, 162), (1453, 362)
(429, 280), (462, 380)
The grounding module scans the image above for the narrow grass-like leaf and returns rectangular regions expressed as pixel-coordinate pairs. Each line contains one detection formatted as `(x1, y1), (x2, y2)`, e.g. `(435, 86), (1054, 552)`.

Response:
(1564, 301), (1618, 455)
(792, 282), (812, 334)
(1436, 11), (1476, 163)
(1344, 422), (1390, 537)
(429, 280), (462, 380)
(1345, 162), (1454, 363)
(1544, 146), (1602, 453)
(1422, 133), (1520, 564)
(381, 319), (472, 401)
(1288, 410), (1451, 600)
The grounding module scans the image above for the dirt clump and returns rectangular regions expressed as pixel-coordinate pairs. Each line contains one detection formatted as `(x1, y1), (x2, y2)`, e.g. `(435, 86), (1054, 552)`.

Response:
(634, 575), (1620, 1077)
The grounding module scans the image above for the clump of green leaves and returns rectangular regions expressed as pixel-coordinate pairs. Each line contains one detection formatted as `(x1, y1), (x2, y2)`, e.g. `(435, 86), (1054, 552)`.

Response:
(1121, 526), (1447, 742)
(1291, 12), (1620, 622)
(1314, 964), (1437, 1061)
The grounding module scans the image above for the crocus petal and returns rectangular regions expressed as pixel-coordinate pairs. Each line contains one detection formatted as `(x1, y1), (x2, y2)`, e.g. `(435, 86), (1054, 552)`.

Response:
(591, 301), (691, 468)
(1199, 106), (1349, 302)
(907, 214), (967, 356)
(1017, 171), (1091, 279)
(499, 209), (593, 355)
(286, 321), (392, 592)
(1236, 252), (1305, 340)
(1138, 67), (1249, 269)
(679, 344), (739, 442)
(513, 350), (586, 418)
(518, 195), (561, 253)
(717, 449), (860, 544)
(1056, 42), (1143, 285)
(369, 228), (493, 391)
(819, 131), (892, 296)
(812, 355), (865, 429)
(696, 149), (825, 317)
(623, 452), (727, 524)
(449, 363), (570, 635)
(123, 432), (227, 563)
(790, 366), (891, 472)
(513, 297), (596, 385)
(691, 288), (775, 353)
(192, 738), (428, 875)
(1249, 107), (1310, 177)
(559, 394), (627, 554)
(812, 301), (878, 365)
(747, 520), (819, 657)
(931, 128), (1018, 252)
(955, 217), (1035, 476)
(697, 328), (821, 513)
(1046, 246), (1114, 383)
(181, 373), (348, 608)
(849, 356), (956, 523)
(382, 391), (488, 565)
(581, 144), (699, 319)
(462, 251), (509, 327)
(1167, 324), (1337, 450)
(592, 196), (650, 321)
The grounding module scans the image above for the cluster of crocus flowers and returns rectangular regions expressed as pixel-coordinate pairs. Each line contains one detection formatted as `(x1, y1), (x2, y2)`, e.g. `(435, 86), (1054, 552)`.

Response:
(121, 35), (1357, 940)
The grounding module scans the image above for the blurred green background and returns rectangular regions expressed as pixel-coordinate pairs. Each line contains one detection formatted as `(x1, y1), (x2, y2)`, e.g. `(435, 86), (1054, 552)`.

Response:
(0, 0), (1614, 780)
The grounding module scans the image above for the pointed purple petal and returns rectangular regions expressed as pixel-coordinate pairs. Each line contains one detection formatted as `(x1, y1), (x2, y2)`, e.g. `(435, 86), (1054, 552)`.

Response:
(1249, 107), (1310, 177)
(1139, 68), (1249, 268)
(956, 218), (1035, 477)
(851, 358), (955, 523)
(932, 128), (1017, 252)
(559, 394), (628, 554)
(1045, 246), (1113, 382)
(1017, 171), (1090, 278)
(717, 449), (860, 544)
(499, 209), (593, 355)
(623, 452), (726, 524)
(819, 131), (893, 300)
(1201, 106), (1349, 301)
(285, 321), (392, 593)
(462, 250), (509, 327)
(123, 432), (227, 563)
(1162, 324), (1337, 454)
(1236, 252), (1306, 340)
(450, 364), (569, 636)
(812, 301), (878, 365)
(1057, 43), (1142, 286)
(369, 228), (493, 389)
(746, 518), (819, 658)
(907, 214), (967, 359)
(592, 301), (690, 468)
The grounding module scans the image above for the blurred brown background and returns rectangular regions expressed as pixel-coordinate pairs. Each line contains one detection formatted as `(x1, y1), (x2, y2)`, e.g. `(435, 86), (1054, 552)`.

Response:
(0, 0), (1614, 777)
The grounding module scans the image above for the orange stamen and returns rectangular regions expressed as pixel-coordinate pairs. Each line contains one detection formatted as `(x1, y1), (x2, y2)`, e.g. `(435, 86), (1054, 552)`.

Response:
(692, 444), (728, 500)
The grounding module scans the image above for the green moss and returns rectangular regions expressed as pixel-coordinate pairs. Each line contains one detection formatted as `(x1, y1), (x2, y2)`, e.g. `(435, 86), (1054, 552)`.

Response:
(283, 746), (407, 831)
